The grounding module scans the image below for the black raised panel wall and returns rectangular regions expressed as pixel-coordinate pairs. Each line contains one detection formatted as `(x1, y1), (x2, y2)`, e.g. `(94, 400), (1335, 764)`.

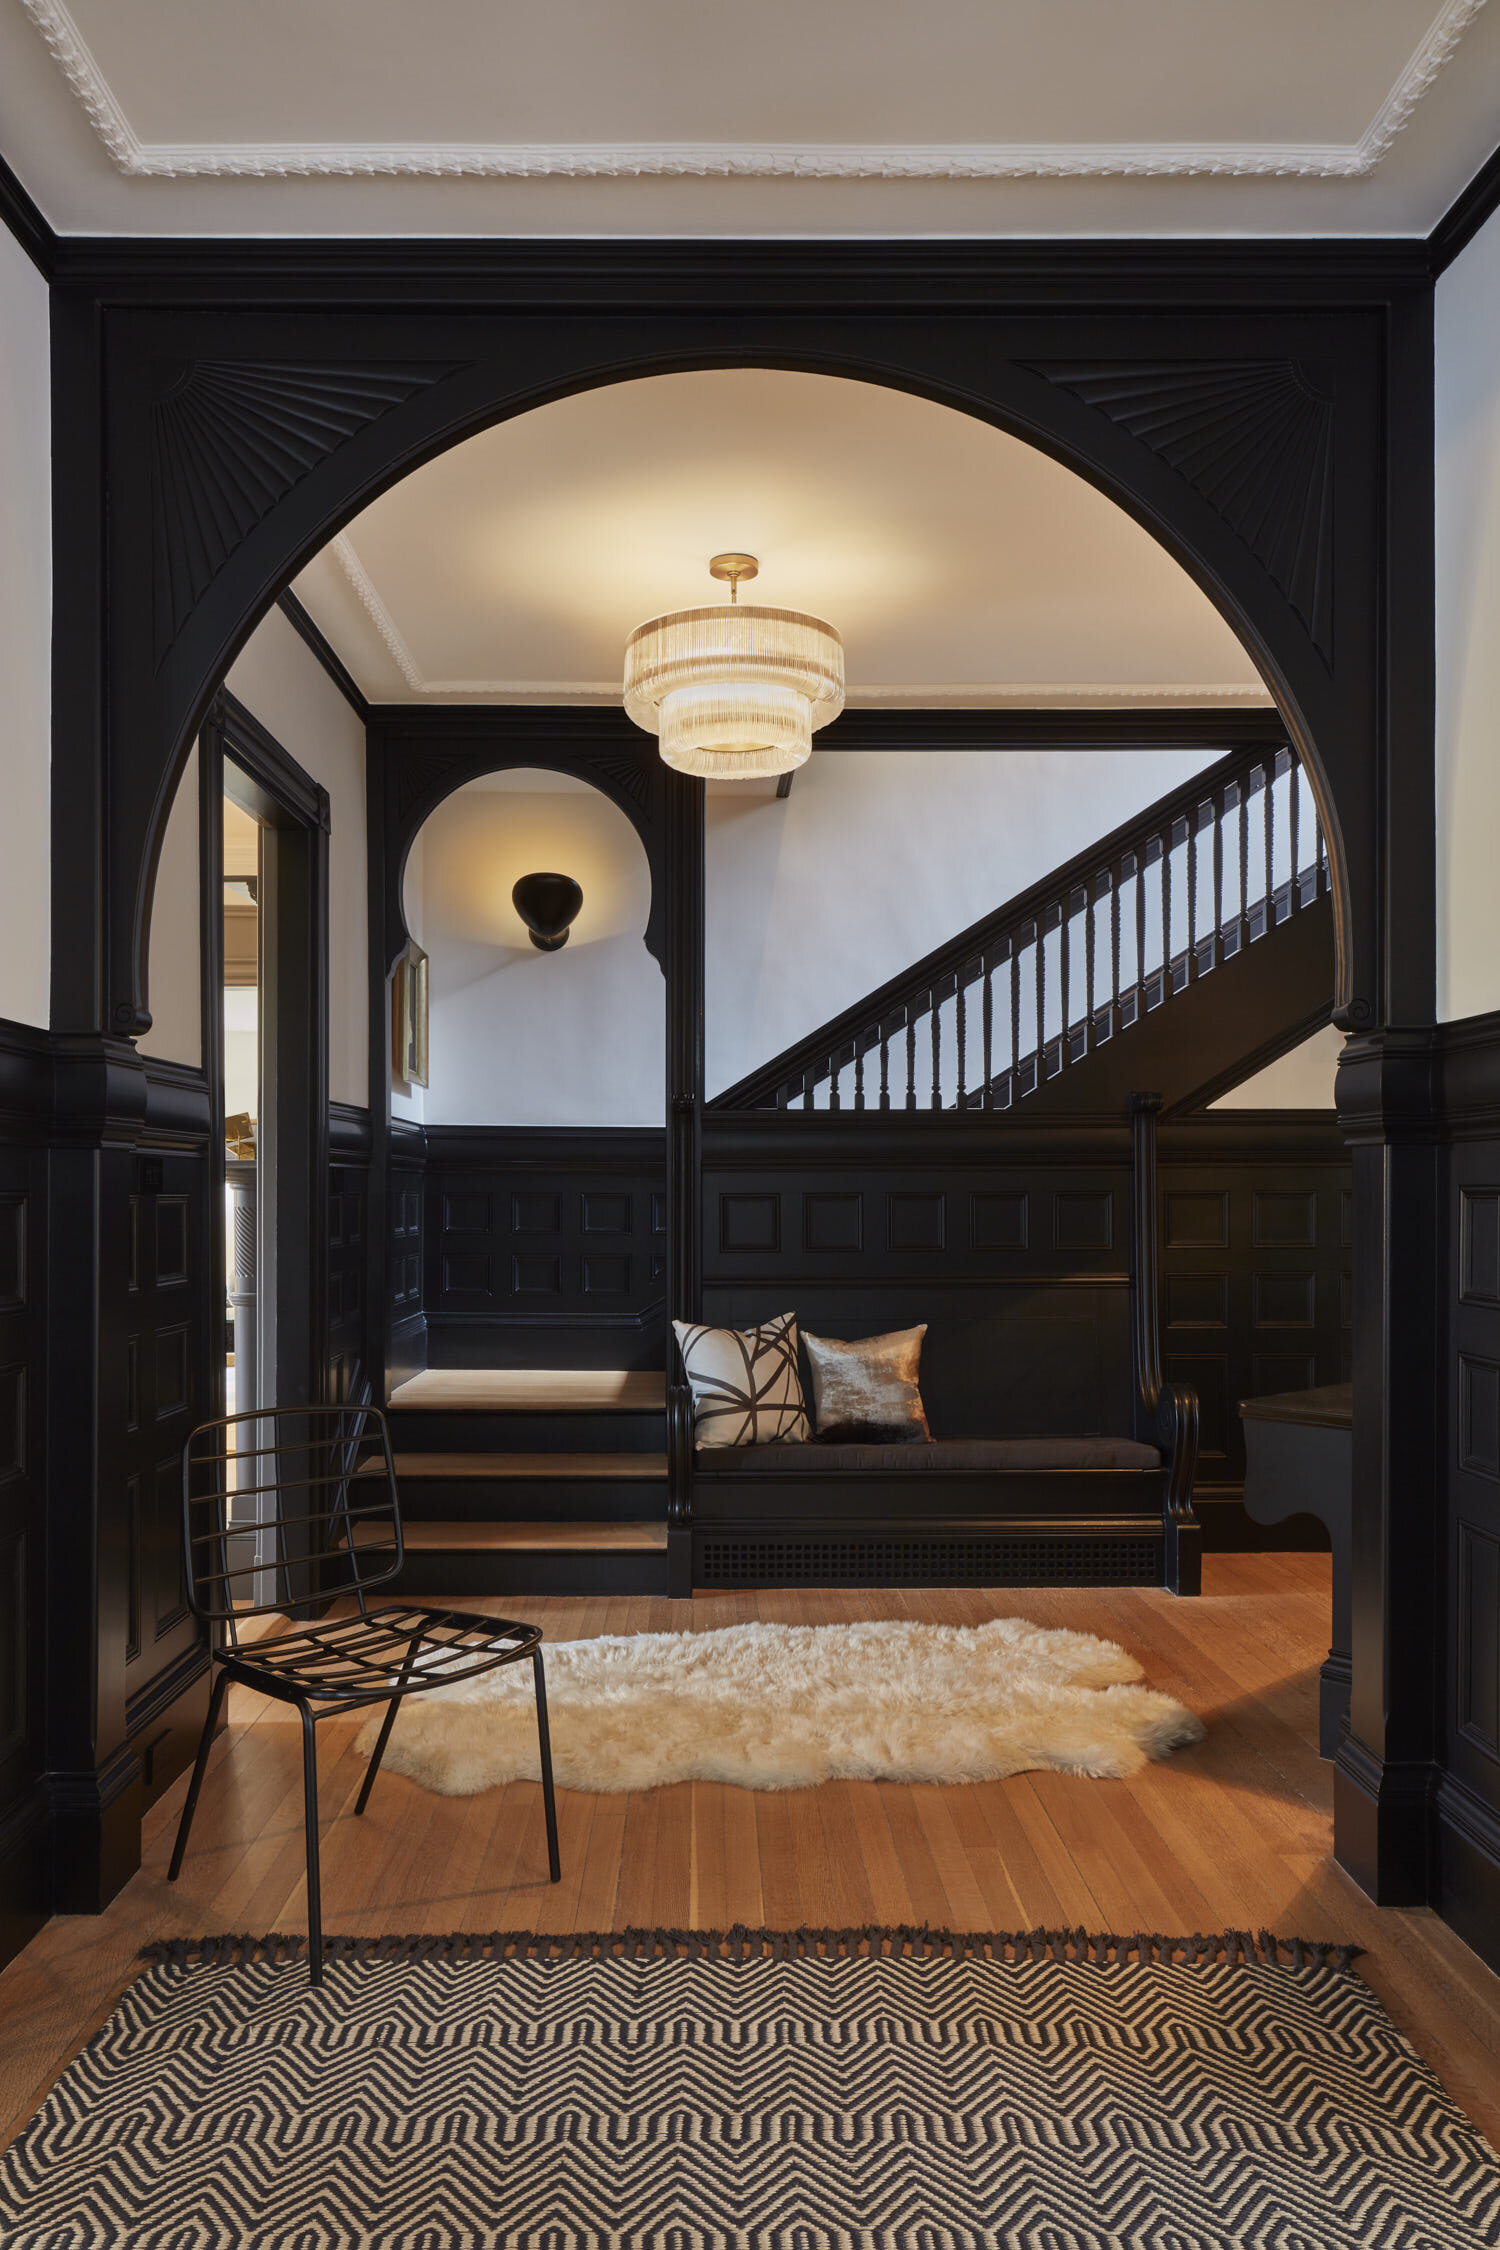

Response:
(0, 1026), (48, 1962)
(700, 1116), (1350, 1497)
(1434, 1016), (1500, 1972)
(423, 1128), (666, 1373)
(1158, 1120), (1352, 1506)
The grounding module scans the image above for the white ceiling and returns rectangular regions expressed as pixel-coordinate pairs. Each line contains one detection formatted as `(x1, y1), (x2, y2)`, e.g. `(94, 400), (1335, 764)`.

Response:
(289, 369), (1267, 708)
(2, 0), (1497, 237)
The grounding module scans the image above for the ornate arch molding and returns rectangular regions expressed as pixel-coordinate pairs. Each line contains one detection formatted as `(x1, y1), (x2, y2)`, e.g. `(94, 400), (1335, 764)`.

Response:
(371, 709), (668, 977)
(70, 263), (1430, 1042)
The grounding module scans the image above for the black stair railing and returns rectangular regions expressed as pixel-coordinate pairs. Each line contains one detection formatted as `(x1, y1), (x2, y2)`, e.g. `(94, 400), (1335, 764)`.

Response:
(712, 739), (1328, 1114)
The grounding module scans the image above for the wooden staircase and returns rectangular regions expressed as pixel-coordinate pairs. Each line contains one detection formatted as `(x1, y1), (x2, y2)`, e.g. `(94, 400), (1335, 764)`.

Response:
(382, 1366), (670, 1595)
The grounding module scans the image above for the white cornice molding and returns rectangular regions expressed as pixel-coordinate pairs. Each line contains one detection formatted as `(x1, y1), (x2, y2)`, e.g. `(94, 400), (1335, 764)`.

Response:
(322, 532), (1273, 706)
(21, 0), (1486, 183)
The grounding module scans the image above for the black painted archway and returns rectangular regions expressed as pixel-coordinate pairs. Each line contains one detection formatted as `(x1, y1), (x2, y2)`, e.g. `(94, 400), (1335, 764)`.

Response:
(44, 242), (1437, 1920)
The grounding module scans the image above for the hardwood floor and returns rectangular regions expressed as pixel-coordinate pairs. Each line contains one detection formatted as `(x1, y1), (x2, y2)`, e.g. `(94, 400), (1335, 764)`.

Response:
(3, 1554), (1498, 2154)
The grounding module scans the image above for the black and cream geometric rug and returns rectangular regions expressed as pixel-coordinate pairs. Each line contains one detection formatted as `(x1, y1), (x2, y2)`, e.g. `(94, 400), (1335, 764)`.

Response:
(3, 1928), (1497, 2249)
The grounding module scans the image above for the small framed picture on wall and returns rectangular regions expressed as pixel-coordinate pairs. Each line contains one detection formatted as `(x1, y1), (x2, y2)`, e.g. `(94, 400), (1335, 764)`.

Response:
(393, 940), (429, 1088)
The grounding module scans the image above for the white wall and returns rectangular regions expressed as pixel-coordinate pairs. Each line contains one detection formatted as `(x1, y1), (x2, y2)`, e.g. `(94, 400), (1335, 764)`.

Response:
(1209, 1022), (1343, 1109)
(0, 226), (51, 1028)
(227, 608), (369, 1105)
(704, 747), (1223, 1096)
(1437, 202), (1500, 1023)
(411, 773), (664, 1126)
(138, 608), (369, 1091)
(138, 745), (202, 1066)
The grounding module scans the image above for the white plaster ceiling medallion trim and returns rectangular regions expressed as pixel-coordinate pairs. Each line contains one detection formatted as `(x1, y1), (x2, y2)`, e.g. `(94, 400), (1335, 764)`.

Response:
(21, 0), (1486, 182)
(327, 530), (1267, 707)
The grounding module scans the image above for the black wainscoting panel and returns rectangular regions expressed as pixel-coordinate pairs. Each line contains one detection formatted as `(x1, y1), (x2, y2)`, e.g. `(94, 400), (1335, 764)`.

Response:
(1158, 1131), (1351, 1490)
(386, 1129), (426, 1387)
(1460, 1354), (1500, 1479)
(702, 1128), (1136, 1443)
(1458, 1521), (1500, 1760)
(326, 1114), (369, 1407)
(1440, 1070), (1500, 1966)
(422, 1127), (666, 1371)
(0, 1032), (46, 1962)
(1461, 1188), (1500, 1305)
(121, 1139), (211, 1730)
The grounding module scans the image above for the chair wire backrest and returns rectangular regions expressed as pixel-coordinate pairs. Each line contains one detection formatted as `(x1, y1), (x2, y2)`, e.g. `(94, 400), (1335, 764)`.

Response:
(182, 1401), (404, 1644)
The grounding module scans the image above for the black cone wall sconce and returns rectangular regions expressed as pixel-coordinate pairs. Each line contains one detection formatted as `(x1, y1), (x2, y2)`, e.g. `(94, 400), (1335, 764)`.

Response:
(513, 872), (584, 952)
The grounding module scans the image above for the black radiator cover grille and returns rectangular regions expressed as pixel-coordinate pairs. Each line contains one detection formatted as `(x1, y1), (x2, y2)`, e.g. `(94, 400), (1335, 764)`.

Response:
(695, 1534), (1164, 1590)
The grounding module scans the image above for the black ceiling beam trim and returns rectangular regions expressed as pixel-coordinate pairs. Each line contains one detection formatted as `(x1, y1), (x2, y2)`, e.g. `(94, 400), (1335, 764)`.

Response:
(44, 235), (1432, 307)
(0, 149), (56, 280)
(276, 590), (371, 724)
(1429, 139), (1500, 276)
(368, 704), (1286, 753)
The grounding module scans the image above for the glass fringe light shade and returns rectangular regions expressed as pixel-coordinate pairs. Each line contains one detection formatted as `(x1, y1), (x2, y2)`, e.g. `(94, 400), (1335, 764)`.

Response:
(623, 604), (845, 778)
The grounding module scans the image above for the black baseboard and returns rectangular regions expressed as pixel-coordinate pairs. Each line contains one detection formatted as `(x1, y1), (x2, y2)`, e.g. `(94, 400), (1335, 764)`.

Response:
(1332, 1734), (1436, 1906)
(1433, 1774), (1500, 1976)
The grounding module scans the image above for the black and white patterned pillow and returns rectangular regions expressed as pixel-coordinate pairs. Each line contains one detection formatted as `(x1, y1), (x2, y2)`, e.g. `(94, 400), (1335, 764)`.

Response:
(672, 1310), (810, 1448)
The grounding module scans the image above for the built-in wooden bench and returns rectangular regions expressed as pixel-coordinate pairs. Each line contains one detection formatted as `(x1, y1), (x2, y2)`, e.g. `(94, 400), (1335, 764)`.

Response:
(669, 1100), (1200, 1597)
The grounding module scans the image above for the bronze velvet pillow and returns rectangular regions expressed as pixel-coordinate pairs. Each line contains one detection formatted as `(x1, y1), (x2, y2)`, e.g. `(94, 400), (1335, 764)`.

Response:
(803, 1324), (932, 1444)
(673, 1310), (811, 1448)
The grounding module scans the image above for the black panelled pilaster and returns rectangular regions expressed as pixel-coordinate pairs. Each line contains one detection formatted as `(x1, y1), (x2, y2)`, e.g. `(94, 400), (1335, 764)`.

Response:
(1334, 1033), (1441, 1903)
(665, 770), (705, 1595)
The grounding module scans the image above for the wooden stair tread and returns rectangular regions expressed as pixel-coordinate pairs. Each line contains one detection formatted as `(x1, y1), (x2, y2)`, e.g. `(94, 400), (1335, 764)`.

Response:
(399, 1520), (668, 1553)
(382, 1452), (667, 1480)
(388, 1369), (664, 1413)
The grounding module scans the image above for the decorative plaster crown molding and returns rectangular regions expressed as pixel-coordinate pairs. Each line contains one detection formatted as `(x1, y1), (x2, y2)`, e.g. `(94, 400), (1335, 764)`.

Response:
(321, 533), (1271, 708)
(21, 0), (1486, 183)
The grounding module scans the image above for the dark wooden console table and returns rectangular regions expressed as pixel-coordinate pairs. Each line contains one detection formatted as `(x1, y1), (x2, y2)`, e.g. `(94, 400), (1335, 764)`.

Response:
(1238, 1383), (1351, 1759)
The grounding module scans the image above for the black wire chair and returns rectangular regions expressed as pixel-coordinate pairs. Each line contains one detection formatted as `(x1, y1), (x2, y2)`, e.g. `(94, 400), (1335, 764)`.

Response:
(169, 1401), (560, 1984)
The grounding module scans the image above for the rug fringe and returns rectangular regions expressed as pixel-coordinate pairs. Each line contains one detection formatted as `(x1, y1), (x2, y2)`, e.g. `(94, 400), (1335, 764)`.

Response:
(140, 1924), (1363, 1971)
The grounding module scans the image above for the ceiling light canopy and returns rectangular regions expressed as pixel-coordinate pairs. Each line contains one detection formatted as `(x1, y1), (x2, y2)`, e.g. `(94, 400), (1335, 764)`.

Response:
(623, 554), (844, 779)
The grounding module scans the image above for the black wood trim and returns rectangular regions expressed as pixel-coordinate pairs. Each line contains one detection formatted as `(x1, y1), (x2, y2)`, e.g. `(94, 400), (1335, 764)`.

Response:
(218, 692), (332, 834)
(423, 1124), (665, 1169)
(1429, 139), (1500, 277)
(328, 1102), (373, 1163)
(805, 708), (1285, 753)
(276, 591), (372, 724)
(45, 236), (1433, 300)
(0, 148), (55, 279)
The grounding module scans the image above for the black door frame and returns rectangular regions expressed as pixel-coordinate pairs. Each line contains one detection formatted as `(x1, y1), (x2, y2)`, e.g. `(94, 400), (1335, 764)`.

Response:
(199, 693), (332, 1429)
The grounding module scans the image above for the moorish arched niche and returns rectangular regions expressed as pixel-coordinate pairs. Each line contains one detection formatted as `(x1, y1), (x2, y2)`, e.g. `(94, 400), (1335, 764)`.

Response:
(77, 264), (1422, 1046)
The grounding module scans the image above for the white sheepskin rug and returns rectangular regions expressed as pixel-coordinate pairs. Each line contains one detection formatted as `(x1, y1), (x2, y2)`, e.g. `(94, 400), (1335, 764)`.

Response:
(355, 1617), (1204, 1797)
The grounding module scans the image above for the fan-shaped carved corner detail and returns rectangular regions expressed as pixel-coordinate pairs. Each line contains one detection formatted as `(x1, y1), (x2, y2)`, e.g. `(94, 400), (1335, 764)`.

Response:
(151, 360), (458, 653)
(1025, 360), (1334, 655)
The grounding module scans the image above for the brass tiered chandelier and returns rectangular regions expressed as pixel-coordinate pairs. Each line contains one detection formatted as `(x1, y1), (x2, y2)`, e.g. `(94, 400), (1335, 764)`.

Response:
(622, 554), (845, 780)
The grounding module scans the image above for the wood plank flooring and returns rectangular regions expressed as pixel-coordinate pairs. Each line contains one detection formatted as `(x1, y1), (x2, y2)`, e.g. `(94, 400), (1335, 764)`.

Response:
(400, 1520), (669, 1552)
(386, 1369), (665, 1412)
(2, 1555), (1498, 2155)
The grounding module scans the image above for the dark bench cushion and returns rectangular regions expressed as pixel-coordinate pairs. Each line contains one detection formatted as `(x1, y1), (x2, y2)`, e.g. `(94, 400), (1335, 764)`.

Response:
(696, 1435), (1161, 1474)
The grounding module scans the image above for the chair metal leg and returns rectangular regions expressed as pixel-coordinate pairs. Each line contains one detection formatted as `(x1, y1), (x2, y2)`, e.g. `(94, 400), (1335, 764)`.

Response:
(168, 1665), (231, 1883)
(355, 1643), (419, 1818)
(298, 1701), (325, 1987)
(532, 1649), (561, 1884)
